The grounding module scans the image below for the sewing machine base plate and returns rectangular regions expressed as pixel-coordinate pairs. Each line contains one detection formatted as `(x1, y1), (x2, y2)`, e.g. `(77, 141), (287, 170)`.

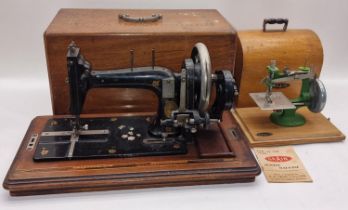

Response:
(233, 107), (345, 147)
(34, 117), (186, 161)
(3, 112), (260, 196)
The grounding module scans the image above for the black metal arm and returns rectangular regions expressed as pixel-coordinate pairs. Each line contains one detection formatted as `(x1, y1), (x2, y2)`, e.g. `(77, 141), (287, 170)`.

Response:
(67, 43), (176, 127)
(88, 68), (175, 120)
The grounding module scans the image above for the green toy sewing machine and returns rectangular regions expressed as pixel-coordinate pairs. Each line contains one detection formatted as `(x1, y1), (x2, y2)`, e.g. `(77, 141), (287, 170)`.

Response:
(250, 60), (327, 127)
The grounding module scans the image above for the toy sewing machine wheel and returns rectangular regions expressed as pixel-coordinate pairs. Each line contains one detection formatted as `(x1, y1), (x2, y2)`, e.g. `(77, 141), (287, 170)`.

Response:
(308, 78), (327, 113)
(270, 77), (327, 127)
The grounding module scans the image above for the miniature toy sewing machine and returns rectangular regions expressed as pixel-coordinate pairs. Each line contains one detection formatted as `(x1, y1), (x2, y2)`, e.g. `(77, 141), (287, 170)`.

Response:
(3, 42), (260, 196)
(250, 60), (327, 127)
(234, 61), (345, 146)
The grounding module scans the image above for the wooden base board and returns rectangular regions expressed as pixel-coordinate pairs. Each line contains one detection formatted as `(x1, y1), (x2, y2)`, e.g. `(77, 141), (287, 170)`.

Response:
(233, 107), (345, 147)
(3, 112), (260, 196)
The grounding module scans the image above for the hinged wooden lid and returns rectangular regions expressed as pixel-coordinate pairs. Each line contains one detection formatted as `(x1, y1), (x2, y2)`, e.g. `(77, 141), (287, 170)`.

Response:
(46, 9), (235, 35)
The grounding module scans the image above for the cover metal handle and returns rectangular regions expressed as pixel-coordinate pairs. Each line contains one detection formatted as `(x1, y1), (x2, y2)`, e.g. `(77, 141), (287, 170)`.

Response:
(119, 13), (162, 23)
(263, 18), (288, 32)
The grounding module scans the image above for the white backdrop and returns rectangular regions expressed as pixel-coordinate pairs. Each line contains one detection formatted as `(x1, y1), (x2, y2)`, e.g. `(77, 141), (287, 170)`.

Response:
(0, 1), (347, 210)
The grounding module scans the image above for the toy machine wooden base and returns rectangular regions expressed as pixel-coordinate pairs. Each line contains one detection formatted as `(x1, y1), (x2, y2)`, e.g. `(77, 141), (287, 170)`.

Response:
(3, 112), (260, 196)
(233, 107), (345, 147)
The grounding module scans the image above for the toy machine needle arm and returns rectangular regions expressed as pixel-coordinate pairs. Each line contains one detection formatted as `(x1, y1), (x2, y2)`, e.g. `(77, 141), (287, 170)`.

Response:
(272, 72), (313, 82)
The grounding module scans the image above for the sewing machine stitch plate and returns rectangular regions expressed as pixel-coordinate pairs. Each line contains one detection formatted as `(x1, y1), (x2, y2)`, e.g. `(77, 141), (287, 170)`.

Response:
(34, 117), (186, 161)
(249, 92), (296, 110)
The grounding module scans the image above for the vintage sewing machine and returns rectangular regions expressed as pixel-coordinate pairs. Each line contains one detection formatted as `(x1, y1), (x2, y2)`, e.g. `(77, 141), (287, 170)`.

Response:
(33, 42), (237, 160)
(3, 38), (260, 196)
(249, 60), (327, 127)
(3, 9), (261, 196)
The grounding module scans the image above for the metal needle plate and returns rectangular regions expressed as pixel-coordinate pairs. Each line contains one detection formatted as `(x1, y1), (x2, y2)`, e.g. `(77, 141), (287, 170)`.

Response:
(33, 117), (186, 161)
(249, 92), (296, 110)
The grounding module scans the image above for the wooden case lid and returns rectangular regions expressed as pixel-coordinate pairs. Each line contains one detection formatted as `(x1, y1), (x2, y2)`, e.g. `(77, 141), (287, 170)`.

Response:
(45, 9), (235, 35)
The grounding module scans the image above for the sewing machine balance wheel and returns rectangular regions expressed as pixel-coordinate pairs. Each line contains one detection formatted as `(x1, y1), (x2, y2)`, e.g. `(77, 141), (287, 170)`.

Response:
(308, 78), (327, 113)
(191, 42), (212, 113)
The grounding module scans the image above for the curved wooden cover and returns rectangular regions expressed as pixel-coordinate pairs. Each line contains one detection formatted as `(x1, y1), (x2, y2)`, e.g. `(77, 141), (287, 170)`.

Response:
(44, 9), (237, 115)
(235, 29), (323, 107)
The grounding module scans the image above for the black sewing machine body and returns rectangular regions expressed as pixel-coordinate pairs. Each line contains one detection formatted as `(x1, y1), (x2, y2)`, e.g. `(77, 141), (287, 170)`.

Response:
(34, 42), (237, 161)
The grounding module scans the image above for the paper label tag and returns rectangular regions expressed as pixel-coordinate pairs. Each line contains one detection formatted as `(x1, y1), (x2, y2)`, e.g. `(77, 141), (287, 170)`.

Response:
(254, 146), (312, 183)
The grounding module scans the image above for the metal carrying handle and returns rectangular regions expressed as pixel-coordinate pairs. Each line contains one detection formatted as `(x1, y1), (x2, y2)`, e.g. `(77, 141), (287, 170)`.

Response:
(119, 13), (162, 23)
(263, 18), (288, 32)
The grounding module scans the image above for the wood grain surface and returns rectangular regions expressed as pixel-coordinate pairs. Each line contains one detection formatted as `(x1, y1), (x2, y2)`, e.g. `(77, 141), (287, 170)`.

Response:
(233, 107), (345, 147)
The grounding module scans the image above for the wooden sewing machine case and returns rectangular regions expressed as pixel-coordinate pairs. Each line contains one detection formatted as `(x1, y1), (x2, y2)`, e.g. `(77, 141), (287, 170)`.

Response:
(3, 9), (260, 196)
(233, 22), (345, 146)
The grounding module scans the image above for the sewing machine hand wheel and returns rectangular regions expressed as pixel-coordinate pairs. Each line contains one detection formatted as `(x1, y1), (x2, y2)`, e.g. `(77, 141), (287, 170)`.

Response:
(308, 78), (326, 113)
(191, 43), (212, 113)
